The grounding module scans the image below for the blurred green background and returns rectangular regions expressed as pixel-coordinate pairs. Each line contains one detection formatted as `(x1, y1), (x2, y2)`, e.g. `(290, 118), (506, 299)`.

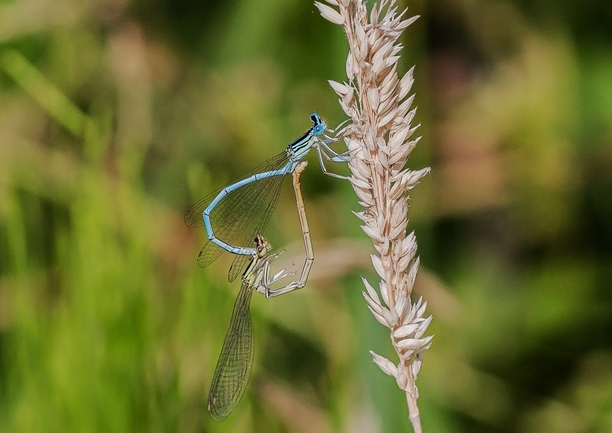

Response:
(1, 0), (612, 432)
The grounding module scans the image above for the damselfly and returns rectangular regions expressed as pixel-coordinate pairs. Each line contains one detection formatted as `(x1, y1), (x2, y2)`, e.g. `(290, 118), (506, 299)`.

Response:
(207, 162), (314, 421)
(185, 113), (347, 282)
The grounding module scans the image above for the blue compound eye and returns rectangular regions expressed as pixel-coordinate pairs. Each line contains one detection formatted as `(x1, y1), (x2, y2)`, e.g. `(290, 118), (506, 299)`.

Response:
(310, 113), (325, 135)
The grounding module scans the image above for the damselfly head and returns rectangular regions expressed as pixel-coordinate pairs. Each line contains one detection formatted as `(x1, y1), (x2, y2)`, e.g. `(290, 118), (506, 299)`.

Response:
(310, 112), (326, 136)
(253, 235), (271, 257)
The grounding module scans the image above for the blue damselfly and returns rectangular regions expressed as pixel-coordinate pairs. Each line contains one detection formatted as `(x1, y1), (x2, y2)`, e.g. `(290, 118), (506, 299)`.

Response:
(185, 113), (346, 281)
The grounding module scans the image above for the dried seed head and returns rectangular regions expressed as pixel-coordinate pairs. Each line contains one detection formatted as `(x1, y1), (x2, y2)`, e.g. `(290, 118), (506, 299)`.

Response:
(318, 1), (430, 430)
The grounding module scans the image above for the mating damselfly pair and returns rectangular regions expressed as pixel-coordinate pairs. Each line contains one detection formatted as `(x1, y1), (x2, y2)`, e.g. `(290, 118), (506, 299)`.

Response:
(184, 114), (349, 420)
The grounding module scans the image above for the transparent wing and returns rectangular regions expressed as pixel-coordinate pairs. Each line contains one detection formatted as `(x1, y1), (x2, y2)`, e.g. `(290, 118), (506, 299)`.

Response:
(207, 281), (254, 421)
(184, 151), (289, 272)
(196, 173), (285, 278)
(227, 176), (284, 282)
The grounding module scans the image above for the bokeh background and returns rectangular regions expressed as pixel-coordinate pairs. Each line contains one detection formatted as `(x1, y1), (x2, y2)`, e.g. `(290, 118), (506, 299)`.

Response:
(1, 0), (612, 432)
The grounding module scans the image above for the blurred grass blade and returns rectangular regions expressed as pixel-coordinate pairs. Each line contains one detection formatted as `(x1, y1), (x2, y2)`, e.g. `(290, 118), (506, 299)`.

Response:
(0, 49), (88, 137)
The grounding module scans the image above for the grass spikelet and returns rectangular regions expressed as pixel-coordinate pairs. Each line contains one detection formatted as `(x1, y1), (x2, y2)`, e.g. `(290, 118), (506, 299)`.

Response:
(317, 1), (432, 431)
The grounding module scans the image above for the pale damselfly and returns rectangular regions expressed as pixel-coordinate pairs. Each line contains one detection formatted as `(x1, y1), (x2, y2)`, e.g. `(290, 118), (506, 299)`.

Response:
(207, 162), (314, 421)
